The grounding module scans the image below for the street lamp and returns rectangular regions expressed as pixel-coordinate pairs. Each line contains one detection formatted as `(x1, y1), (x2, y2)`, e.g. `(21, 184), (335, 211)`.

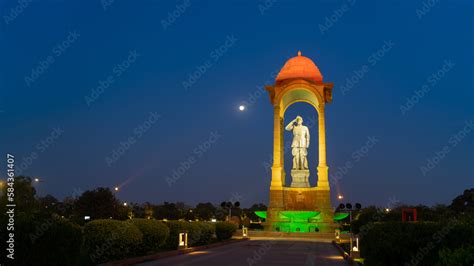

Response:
(337, 202), (362, 233)
(220, 201), (240, 221)
(114, 186), (119, 192)
(337, 195), (344, 200)
(123, 202), (128, 206)
(34, 178), (40, 183)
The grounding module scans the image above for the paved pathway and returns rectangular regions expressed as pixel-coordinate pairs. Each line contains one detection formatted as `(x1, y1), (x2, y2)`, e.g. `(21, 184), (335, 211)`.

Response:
(138, 237), (348, 266)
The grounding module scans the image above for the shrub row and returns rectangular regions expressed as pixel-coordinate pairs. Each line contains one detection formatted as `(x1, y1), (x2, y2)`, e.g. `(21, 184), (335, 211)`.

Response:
(164, 221), (215, 248)
(215, 222), (238, 240)
(360, 219), (474, 266)
(0, 213), (83, 266)
(85, 220), (236, 263)
(83, 219), (143, 264)
(0, 217), (236, 265)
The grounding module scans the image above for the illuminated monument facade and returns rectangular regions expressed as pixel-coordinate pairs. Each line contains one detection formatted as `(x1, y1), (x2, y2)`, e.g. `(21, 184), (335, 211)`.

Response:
(262, 51), (335, 232)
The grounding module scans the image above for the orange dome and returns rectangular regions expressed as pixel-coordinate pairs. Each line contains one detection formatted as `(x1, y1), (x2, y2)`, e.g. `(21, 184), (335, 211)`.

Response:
(276, 51), (323, 83)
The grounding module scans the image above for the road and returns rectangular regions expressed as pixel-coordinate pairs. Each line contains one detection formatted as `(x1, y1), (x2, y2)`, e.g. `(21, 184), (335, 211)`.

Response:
(138, 237), (348, 266)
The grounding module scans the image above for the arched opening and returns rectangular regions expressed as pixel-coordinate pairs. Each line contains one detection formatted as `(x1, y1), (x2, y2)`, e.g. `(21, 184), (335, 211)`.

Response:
(279, 88), (321, 117)
(283, 102), (319, 187)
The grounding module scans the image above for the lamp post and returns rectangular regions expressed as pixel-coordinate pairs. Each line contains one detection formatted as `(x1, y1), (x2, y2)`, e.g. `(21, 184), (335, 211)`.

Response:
(338, 202), (362, 259)
(220, 201), (240, 221)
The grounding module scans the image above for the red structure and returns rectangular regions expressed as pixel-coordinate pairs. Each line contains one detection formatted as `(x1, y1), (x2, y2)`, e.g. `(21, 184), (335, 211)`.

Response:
(402, 208), (417, 222)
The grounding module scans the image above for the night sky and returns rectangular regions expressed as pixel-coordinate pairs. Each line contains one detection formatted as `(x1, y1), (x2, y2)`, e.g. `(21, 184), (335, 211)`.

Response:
(1, 0), (472, 207)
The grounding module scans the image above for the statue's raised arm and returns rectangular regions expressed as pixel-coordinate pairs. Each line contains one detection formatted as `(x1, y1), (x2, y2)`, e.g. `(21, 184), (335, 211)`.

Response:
(285, 118), (297, 131)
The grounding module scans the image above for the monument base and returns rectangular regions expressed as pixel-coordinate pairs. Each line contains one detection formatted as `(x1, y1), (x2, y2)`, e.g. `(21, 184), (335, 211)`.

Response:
(266, 187), (336, 233)
(290, 170), (310, 188)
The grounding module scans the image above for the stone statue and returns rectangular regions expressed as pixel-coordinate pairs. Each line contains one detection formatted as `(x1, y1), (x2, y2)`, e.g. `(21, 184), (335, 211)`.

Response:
(285, 116), (310, 170)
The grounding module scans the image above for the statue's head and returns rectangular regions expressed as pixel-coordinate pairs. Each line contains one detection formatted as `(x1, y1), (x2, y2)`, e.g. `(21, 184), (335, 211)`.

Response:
(296, 116), (303, 125)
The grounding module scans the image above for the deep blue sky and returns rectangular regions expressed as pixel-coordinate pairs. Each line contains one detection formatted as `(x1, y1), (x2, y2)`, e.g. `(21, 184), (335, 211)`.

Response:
(1, 0), (472, 207)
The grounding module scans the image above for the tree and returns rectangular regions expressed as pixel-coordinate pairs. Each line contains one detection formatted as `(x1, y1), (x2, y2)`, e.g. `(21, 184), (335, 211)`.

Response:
(38, 194), (59, 214)
(57, 196), (77, 218)
(143, 202), (154, 219)
(244, 203), (267, 221)
(153, 202), (180, 220)
(130, 202), (145, 218)
(73, 187), (121, 222)
(450, 188), (474, 213)
(195, 202), (216, 221)
(0, 176), (39, 217)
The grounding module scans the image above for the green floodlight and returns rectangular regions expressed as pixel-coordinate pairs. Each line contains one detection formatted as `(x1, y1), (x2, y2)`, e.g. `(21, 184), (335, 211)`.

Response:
(254, 211), (267, 219)
(333, 212), (350, 221)
(280, 211), (320, 219)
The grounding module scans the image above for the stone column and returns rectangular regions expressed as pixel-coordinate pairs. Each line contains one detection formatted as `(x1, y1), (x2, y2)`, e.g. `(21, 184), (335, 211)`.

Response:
(271, 106), (284, 188)
(267, 105), (284, 231)
(317, 104), (329, 188)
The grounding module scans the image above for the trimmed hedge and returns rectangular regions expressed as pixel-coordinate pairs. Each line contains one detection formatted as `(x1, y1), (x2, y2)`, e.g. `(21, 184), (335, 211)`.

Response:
(128, 219), (169, 253)
(360, 220), (474, 266)
(1, 213), (83, 266)
(189, 222), (215, 246)
(83, 219), (143, 264)
(436, 246), (474, 266)
(215, 222), (237, 240)
(164, 221), (216, 248)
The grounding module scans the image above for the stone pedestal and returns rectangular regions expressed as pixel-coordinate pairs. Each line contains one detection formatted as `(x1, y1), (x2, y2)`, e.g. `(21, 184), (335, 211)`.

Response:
(290, 170), (310, 188)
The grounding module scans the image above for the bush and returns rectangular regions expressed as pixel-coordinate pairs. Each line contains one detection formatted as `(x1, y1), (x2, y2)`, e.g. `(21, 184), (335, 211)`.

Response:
(164, 221), (190, 249)
(83, 219), (143, 264)
(360, 220), (474, 266)
(164, 221), (216, 248)
(436, 246), (474, 266)
(0, 213), (83, 266)
(188, 222), (215, 246)
(215, 222), (237, 240)
(128, 219), (169, 253)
